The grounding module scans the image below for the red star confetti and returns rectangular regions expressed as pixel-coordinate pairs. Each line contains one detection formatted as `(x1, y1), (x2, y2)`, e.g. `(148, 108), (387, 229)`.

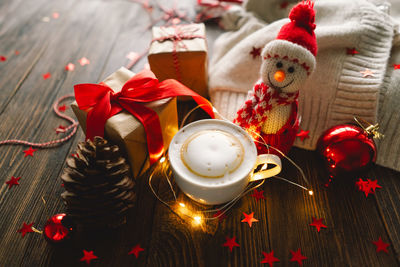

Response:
(280, 1), (289, 9)
(15, 50), (20, 55)
(372, 237), (390, 253)
(356, 178), (381, 197)
(58, 104), (67, 112)
(222, 236), (240, 252)
(241, 212), (258, 227)
(126, 51), (139, 61)
(394, 64), (400, 70)
(368, 179), (382, 194)
(78, 57), (90, 66)
(310, 217), (327, 232)
(56, 125), (66, 134)
(356, 178), (368, 191)
(346, 48), (359, 56)
(250, 47), (262, 59)
(360, 68), (374, 78)
(6, 176), (21, 189)
(0, 56), (6, 61)
(290, 249), (307, 266)
(128, 244), (144, 258)
(65, 63), (75, 71)
(297, 129), (310, 141)
(42, 72), (51, 80)
(52, 12), (59, 19)
(17, 222), (34, 237)
(251, 189), (265, 201)
(80, 250), (99, 264)
(23, 147), (37, 157)
(80, 250), (98, 264)
(261, 251), (280, 266)
(213, 210), (227, 222)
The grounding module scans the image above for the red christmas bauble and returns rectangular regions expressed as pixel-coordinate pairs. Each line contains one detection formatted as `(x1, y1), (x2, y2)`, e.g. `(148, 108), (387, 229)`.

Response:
(43, 213), (74, 243)
(317, 124), (377, 176)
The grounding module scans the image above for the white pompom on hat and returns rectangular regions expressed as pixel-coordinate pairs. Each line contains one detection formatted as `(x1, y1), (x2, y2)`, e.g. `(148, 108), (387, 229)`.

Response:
(263, 0), (317, 75)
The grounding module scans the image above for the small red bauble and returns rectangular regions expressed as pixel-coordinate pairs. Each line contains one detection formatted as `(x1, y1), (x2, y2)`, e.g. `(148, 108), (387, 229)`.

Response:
(317, 122), (378, 176)
(43, 213), (74, 243)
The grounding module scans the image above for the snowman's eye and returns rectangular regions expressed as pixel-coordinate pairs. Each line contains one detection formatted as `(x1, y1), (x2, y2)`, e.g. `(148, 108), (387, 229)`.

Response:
(276, 62), (283, 68)
(288, 66), (295, 73)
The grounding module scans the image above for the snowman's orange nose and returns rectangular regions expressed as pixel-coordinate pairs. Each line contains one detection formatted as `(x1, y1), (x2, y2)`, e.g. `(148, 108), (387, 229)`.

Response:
(274, 70), (286, 82)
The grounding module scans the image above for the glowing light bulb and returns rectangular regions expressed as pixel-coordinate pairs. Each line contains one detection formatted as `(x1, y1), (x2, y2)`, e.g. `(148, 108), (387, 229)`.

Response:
(179, 203), (185, 207)
(252, 173), (262, 180)
(309, 190), (314, 196)
(160, 157), (166, 163)
(261, 164), (267, 171)
(193, 216), (202, 224)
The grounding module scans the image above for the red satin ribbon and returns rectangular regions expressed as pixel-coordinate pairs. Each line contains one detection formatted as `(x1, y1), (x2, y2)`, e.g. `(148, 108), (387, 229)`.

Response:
(74, 69), (215, 164)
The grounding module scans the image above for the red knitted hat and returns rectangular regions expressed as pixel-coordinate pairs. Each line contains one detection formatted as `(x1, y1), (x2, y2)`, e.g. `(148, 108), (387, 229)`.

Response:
(276, 0), (317, 56)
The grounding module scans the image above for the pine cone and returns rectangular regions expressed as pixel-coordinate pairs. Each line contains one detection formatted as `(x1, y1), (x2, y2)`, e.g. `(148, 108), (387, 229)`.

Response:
(61, 136), (136, 229)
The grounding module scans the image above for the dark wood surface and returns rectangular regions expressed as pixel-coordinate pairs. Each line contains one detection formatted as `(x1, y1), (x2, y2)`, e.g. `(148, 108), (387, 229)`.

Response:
(0, 0), (399, 266)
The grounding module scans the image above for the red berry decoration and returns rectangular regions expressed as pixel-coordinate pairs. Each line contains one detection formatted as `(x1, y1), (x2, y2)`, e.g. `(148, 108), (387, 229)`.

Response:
(317, 117), (383, 177)
(43, 213), (74, 244)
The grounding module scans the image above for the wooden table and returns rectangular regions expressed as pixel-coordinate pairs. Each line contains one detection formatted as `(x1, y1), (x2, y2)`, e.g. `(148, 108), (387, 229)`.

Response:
(1, 0), (399, 266)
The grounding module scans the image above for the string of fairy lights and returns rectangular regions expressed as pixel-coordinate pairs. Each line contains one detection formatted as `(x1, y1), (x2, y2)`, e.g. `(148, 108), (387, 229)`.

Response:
(148, 104), (314, 226)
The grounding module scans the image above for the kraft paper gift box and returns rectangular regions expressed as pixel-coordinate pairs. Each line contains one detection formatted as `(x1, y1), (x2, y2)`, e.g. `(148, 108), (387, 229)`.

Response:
(148, 23), (208, 99)
(71, 67), (178, 178)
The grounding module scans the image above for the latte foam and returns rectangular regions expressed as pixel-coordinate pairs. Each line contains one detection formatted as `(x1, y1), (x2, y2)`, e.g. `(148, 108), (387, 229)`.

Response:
(181, 130), (244, 178)
(169, 119), (256, 187)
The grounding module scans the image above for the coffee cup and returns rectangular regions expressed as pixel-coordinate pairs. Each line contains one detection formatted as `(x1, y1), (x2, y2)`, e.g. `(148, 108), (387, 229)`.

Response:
(168, 119), (282, 205)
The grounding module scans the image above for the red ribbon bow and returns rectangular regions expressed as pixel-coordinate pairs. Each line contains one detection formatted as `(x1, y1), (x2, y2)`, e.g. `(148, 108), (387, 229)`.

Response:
(74, 69), (214, 164)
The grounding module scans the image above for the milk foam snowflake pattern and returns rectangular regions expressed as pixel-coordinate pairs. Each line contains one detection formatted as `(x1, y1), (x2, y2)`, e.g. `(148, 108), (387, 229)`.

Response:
(234, 0), (317, 156)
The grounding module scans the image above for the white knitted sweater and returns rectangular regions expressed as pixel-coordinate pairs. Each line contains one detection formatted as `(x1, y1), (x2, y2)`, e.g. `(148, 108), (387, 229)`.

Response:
(209, 0), (400, 172)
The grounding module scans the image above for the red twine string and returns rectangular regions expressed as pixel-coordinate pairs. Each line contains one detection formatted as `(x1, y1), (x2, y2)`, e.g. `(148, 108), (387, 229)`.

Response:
(0, 94), (78, 148)
(151, 25), (205, 82)
(195, 0), (241, 23)
(155, 0), (191, 26)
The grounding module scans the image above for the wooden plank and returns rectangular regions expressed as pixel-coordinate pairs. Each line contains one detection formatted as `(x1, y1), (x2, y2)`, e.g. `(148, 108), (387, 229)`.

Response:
(132, 2), (237, 265)
(41, 1), (170, 266)
(0, 0), (46, 33)
(0, 1), (151, 266)
(42, 2), (157, 266)
(0, 0), (79, 113)
(1, 0), (400, 266)
(370, 165), (400, 262)
(265, 148), (398, 266)
(82, 4), (179, 267)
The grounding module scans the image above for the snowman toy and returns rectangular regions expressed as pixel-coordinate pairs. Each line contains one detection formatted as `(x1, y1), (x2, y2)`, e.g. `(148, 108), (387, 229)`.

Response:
(233, 0), (317, 156)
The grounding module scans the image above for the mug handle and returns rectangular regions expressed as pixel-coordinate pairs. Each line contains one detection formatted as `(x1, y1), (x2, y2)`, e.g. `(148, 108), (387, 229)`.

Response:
(250, 154), (282, 182)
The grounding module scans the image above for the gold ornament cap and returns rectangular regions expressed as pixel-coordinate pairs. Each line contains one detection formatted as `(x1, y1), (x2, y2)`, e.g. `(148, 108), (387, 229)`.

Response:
(353, 117), (384, 140)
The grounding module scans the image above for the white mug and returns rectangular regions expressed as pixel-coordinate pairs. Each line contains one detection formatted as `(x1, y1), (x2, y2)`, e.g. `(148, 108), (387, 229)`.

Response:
(168, 119), (282, 205)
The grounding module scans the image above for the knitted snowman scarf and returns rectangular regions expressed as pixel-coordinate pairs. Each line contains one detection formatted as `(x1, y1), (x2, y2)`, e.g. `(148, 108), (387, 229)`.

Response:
(233, 1), (316, 140)
(233, 79), (298, 138)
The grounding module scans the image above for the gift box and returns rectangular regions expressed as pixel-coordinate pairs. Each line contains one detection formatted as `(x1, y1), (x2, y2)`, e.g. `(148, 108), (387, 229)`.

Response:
(71, 67), (179, 178)
(148, 23), (208, 99)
